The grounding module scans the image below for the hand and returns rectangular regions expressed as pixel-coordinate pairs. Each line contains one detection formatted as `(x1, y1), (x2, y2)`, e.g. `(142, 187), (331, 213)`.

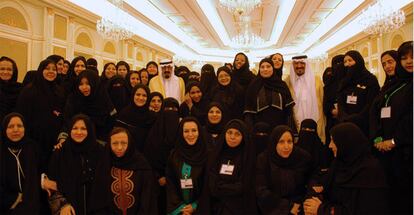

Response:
(54, 139), (65, 150)
(60, 204), (75, 215)
(43, 178), (58, 197)
(181, 204), (194, 215)
(184, 93), (193, 109)
(312, 186), (324, 193)
(375, 140), (396, 152)
(158, 177), (167, 186)
(304, 197), (322, 215)
(331, 108), (338, 118)
(290, 203), (301, 215)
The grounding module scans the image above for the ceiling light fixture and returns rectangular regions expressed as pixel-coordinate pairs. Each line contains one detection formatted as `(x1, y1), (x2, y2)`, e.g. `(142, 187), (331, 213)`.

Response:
(219, 0), (262, 15)
(230, 30), (265, 50)
(96, 0), (133, 41)
(359, 0), (405, 35)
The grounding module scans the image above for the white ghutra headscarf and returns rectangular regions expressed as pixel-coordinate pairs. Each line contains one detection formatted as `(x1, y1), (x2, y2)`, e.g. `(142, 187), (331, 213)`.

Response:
(289, 56), (319, 124)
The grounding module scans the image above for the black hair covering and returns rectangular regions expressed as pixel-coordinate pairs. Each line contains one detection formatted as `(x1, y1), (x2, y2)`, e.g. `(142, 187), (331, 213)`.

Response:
(46, 55), (64, 65)
(125, 70), (140, 89)
(270, 53), (284, 78)
(267, 125), (309, 167)
(116, 61), (130, 72)
(146, 61), (159, 81)
(329, 122), (387, 188)
(48, 114), (103, 208)
(199, 64), (217, 101)
(232, 52), (255, 88)
(297, 119), (321, 154)
(101, 62), (116, 83)
(68, 56), (87, 80)
(1, 112), (40, 212)
(107, 75), (130, 112)
(0, 57), (22, 123)
(252, 122), (271, 155)
(245, 58), (294, 113)
(1, 112), (27, 149)
(207, 119), (257, 214)
(338, 50), (372, 92)
(33, 59), (64, 109)
(322, 67), (333, 86)
(187, 71), (200, 83)
(64, 56), (87, 95)
(395, 41), (413, 81)
(379, 50), (399, 92)
(205, 102), (228, 136)
(144, 97), (180, 175)
(175, 65), (190, 83)
(149, 91), (164, 103)
(173, 117), (207, 166)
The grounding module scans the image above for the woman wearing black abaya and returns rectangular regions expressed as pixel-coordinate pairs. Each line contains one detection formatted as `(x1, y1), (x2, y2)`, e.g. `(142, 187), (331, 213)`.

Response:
(0, 57), (22, 124)
(180, 81), (209, 125)
(207, 119), (257, 214)
(270, 53), (284, 78)
(63, 69), (116, 143)
(232, 52), (255, 89)
(252, 122), (271, 155)
(89, 127), (158, 214)
(244, 58), (295, 130)
(199, 64), (217, 102)
(100, 62), (117, 88)
(211, 66), (244, 120)
(143, 97), (180, 215)
(256, 125), (311, 215)
(166, 117), (208, 215)
(115, 84), (156, 152)
(62, 56), (87, 98)
(0, 113), (40, 214)
(297, 119), (332, 172)
(16, 59), (65, 172)
(369, 41), (413, 215)
(204, 102), (228, 151)
(380, 50), (398, 92)
(47, 114), (105, 215)
(108, 75), (130, 112)
(336, 50), (379, 135)
(146, 61), (159, 81)
(303, 123), (389, 215)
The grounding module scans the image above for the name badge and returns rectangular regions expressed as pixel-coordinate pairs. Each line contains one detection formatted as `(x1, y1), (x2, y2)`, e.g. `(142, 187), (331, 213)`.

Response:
(180, 178), (193, 189)
(346, 95), (358, 104)
(220, 164), (235, 175)
(381, 107), (391, 118)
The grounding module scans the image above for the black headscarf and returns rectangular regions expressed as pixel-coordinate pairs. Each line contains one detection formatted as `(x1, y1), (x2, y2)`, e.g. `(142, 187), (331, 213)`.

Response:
(109, 128), (151, 171)
(205, 102), (228, 136)
(149, 91), (164, 112)
(232, 52), (255, 88)
(270, 53), (284, 78)
(322, 67), (333, 86)
(245, 58), (294, 113)
(338, 51), (372, 92)
(49, 114), (102, 205)
(1, 112), (27, 150)
(66, 56), (87, 92)
(200, 64), (217, 101)
(208, 119), (256, 214)
(33, 59), (64, 112)
(100, 62), (116, 87)
(125, 70), (140, 90)
(267, 125), (309, 167)
(0, 112), (40, 212)
(187, 72), (200, 83)
(252, 122), (271, 155)
(174, 117), (207, 166)
(329, 122), (387, 188)
(175, 66), (191, 84)
(0, 57), (22, 123)
(144, 97), (180, 176)
(119, 84), (153, 124)
(296, 119), (323, 156)
(380, 50), (399, 92)
(107, 75), (130, 112)
(146, 61), (159, 81)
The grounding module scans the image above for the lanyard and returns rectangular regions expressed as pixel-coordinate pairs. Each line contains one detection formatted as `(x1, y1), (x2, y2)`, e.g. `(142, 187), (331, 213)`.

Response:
(385, 83), (407, 107)
(181, 162), (192, 203)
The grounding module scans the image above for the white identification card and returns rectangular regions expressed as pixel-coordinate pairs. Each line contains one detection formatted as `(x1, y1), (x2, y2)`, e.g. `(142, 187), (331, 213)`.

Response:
(381, 107), (391, 118)
(346, 95), (358, 104)
(220, 164), (235, 175)
(180, 178), (193, 189)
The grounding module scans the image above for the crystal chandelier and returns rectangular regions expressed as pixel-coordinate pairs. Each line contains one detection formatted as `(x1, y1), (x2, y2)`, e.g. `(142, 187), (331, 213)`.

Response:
(230, 30), (265, 49)
(359, 0), (405, 35)
(96, 0), (133, 41)
(219, 0), (262, 15)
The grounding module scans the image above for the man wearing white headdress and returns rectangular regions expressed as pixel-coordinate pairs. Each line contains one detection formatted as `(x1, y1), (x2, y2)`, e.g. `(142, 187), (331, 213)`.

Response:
(284, 55), (325, 142)
(149, 58), (185, 103)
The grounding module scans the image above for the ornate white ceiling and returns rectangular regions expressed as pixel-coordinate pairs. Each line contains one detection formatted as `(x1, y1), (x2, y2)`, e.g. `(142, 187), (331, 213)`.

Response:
(68, 0), (412, 62)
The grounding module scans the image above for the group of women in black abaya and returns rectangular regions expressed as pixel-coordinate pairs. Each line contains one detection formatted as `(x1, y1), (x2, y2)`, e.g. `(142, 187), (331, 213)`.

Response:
(0, 41), (412, 215)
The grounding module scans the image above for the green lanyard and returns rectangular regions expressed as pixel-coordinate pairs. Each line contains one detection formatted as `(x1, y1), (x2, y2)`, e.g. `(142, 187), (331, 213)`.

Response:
(385, 83), (407, 107)
(181, 162), (192, 203)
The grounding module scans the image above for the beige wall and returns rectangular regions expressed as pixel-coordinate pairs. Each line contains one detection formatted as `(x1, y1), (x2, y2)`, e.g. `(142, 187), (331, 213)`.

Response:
(0, 0), (172, 82)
